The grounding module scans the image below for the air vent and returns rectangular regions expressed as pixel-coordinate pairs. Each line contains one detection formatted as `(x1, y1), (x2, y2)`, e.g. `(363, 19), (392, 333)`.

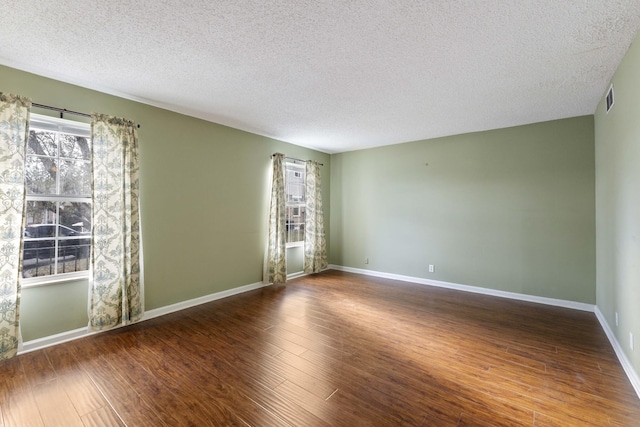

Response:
(606, 84), (614, 113)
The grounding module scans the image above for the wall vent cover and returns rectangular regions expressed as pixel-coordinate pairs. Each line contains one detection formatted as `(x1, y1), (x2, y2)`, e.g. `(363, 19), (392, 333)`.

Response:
(606, 84), (614, 113)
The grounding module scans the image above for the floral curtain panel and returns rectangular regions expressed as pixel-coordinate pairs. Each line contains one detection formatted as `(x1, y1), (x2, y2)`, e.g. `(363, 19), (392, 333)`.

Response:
(265, 153), (287, 284)
(0, 93), (30, 360)
(89, 114), (143, 330)
(304, 160), (327, 274)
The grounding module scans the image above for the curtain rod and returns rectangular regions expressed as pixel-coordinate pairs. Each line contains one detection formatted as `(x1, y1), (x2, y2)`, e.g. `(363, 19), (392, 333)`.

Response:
(271, 154), (323, 166)
(32, 102), (141, 128)
(32, 102), (90, 118)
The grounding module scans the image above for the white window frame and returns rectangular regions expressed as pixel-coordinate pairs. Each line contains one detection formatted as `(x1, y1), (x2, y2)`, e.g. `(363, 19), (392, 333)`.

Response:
(285, 162), (305, 248)
(21, 114), (92, 288)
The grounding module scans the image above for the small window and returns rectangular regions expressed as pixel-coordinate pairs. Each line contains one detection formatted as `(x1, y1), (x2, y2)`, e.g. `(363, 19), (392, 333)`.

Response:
(285, 163), (305, 245)
(22, 114), (92, 281)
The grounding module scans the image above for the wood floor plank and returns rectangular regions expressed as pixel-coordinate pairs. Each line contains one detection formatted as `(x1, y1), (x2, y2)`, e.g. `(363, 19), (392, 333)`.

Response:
(2, 389), (45, 427)
(110, 331), (249, 426)
(0, 357), (29, 412)
(274, 380), (370, 426)
(120, 323), (288, 427)
(18, 352), (57, 388)
(69, 342), (168, 427)
(80, 406), (125, 427)
(43, 346), (108, 418)
(145, 319), (328, 426)
(32, 379), (84, 427)
(418, 412), (460, 427)
(152, 316), (288, 390)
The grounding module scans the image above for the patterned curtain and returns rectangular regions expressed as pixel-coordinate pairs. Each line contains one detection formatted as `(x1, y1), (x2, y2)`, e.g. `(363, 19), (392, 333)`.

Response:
(304, 160), (327, 273)
(0, 93), (30, 360)
(88, 114), (143, 331)
(264, 153), (287, 284)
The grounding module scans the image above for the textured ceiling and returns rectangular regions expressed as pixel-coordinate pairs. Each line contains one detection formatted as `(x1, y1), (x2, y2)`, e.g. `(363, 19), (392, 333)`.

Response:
(2, 1), (640, 153)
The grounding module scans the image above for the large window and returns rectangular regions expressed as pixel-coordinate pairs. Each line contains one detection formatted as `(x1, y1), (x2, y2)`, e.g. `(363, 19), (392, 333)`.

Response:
(285, 162), (305, 246)
(22, 114), (91, 280)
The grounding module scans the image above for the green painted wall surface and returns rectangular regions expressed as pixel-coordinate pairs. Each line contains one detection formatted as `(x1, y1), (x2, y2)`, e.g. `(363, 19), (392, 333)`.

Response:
(331, 117), (595, 303)
(595, 32), (640, 372)
(20, 280), (89, 340)
(1, 64), (330, 341)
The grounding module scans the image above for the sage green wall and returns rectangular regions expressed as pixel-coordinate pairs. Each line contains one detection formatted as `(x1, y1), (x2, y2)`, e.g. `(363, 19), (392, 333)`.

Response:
(1, 64), (330, 342)
(330, 117), (595, 303)
(595, 32), (640, 372)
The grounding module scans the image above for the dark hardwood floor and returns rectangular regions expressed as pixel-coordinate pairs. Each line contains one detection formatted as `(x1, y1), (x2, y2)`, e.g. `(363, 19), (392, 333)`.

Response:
(1, 270), (639, 426)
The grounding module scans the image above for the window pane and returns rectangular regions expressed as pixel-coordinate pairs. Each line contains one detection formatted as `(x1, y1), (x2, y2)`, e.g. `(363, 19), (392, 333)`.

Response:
(286, 205), (305, 243)
(59, 202), (91, 233)
(60, 134), (90, 160)
(25, 201), (58, 229)
(57, 202), (91, 273)
(25, 156), (57, 195)
(27, 130), (57, 156)
(23, 201), (92, 278)
(286, 168), (305, 203)
(284, 163), (306, 244)
(60, 160), (91, 196)
(22, 238), (90, 278)
(22, 239), (56, 278)
(58, 239), (90, 274)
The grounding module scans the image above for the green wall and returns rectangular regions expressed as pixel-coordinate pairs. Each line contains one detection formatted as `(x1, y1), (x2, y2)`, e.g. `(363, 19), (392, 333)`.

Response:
(330, 117), (596, 303)
(1, 64), (330, 342)
(595, 32), (640, 372)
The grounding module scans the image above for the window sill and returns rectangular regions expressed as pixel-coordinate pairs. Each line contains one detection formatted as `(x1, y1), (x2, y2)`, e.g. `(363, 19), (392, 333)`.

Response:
(286, 241), (304, 248)
(21, 272), (90, 289)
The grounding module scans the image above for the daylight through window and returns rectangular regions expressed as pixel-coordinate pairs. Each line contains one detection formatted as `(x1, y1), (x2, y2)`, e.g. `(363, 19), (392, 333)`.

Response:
(285, 162), (305, 245)
(22, 114), (91, 280)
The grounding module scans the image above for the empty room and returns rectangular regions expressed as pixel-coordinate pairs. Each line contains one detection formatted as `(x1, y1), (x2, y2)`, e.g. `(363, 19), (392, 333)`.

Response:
(2, 1), (640, 426)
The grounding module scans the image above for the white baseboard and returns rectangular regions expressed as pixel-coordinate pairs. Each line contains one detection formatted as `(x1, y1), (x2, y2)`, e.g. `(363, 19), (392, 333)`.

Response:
(142, 280), (268, 321)
(328, 264), (595, 312)
(19, 280), (271, 355)
(18, 269), (313, 355)
(594, 307), (640, 398)
(20, 327), (98, 354)
(286, 270), (307, 280)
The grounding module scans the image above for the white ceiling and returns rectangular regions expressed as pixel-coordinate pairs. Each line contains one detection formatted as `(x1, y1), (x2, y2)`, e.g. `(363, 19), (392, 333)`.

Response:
(2, 1), (640, 153)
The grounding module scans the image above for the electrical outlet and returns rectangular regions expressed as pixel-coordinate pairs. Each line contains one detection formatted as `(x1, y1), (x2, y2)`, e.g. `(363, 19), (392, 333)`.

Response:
(428, 264), (435, 273)
(631, 333), (635, 351)
(616, 312), (619, 327)
(365, 257), (369, 265)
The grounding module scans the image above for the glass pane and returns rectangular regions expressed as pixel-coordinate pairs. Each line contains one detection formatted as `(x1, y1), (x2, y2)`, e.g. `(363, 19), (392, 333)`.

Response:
(285, 205), (305, 243)
(59, 202), (91, 233)
(25, 156), (57, 195)
(60, 134), (90, 160)
(60, 160), (91, 196)
(22, 238), (90, 278)
(27, 130), (57, 156)
(59, 201), (91, 274)
(22, 201), (91, 278)
(25, 201), (58, 230)
(58, 239), (90, 274)
(285, 166), (305, 204)
(22, 239), (56, 278)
